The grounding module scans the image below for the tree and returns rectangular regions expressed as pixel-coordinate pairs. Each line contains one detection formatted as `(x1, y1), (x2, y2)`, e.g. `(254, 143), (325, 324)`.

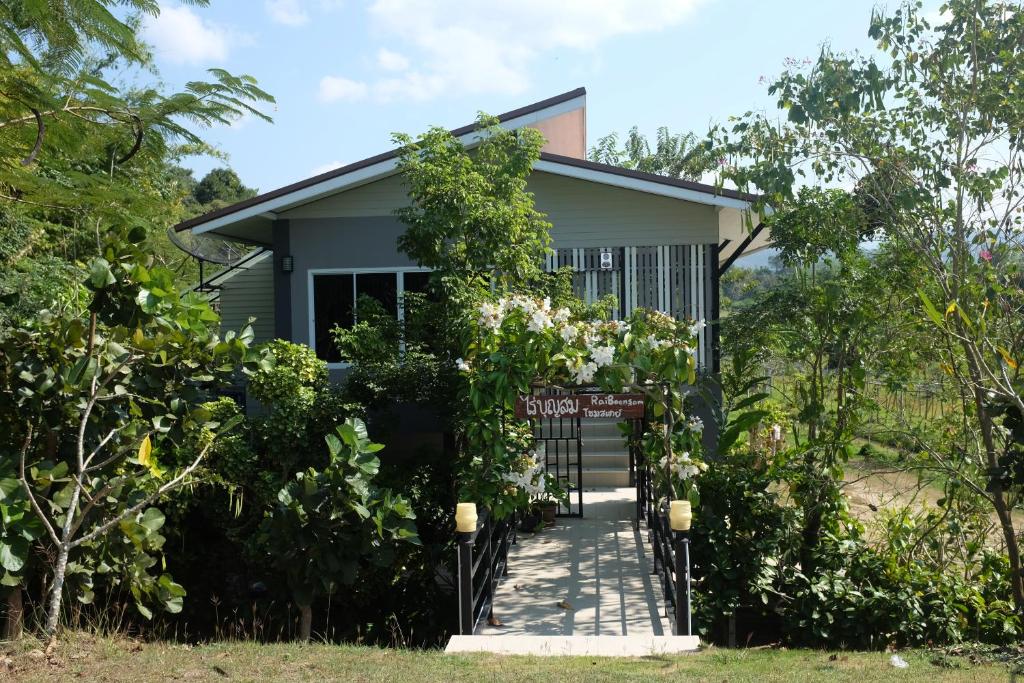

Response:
(715, 0), (1024, 612)
(0, 229), (267, 638)
(262, 419), (419, 641)
(394, 114), (552, 289)
(589, 126), (717, 180)
(0, 2), (273, 293)
(191, 168), (258, 209)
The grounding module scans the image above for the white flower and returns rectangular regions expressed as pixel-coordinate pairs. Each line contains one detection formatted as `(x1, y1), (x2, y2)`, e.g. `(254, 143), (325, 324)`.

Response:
(540, 297), (551, 312)
(687, 416), (704, 433)
(590, 344), (615, 367)
(528, 309), (553, 333)
(553, 307), (572, 324)
(455, 358), (471, 372)
(679, 451), (691, 462)
(698, 461), (709, 472)
(514, 296), (537, 316)
(645, 334), (670, 351)
(478, 302), (503, 330)
(574, 361), (598, 385)
(689, 319), (706, 336)
(559, 324), (578, 343)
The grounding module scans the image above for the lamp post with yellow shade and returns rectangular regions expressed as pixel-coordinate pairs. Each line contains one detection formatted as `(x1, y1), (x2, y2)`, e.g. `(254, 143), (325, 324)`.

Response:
(670, 500), (693, 636)
(455, 503), (478, 635)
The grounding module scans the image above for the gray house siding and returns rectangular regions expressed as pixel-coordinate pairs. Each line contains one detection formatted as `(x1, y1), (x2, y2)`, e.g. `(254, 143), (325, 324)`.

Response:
(276, 170), (721, 246)
(279, 174), (409, 219)
(530, 172), (719, 246)
(217, 255), (275, 343)
(217, 169), (721, 362)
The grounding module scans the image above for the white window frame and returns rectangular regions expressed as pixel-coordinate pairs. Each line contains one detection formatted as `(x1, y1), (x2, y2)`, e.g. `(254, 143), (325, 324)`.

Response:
(308, 266), (431, 369)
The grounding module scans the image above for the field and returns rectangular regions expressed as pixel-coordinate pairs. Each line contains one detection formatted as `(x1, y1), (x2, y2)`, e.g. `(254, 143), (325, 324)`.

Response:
(2, 633), (1020, 683)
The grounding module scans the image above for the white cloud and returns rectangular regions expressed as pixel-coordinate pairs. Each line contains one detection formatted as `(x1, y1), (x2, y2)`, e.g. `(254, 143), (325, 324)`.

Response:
(266, 0), (309, 26)
(323, 0), (707, 102)
(144, 5), (231, 65)
(318, 75), (369, 102)
(376, 48), (409, 72)
(310, 160), (345, 176)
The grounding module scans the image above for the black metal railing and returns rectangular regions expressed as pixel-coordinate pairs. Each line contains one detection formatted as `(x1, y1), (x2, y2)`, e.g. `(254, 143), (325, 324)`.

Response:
(456, 509), (517, 635)
(649, 503), (693, 636)
(631, 417), (652, 530)
(194, 247), (269, 297)
(633, 419), (693, 637)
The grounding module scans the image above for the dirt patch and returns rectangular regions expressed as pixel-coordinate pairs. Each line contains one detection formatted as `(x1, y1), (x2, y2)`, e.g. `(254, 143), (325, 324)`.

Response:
(841, 460), (1024, 540)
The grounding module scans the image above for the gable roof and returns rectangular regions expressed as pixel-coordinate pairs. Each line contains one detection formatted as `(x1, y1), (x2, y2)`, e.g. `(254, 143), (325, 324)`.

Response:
(174, 87), (587, 233)
(174, 87), (762, 237)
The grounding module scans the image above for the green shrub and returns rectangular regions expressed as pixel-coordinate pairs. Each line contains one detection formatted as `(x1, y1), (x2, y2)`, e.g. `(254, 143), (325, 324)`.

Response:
(692, 448), (1021, 648)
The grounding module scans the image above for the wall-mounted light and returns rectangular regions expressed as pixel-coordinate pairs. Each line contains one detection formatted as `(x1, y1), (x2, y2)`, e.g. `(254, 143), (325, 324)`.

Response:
(280, 255), (294, 273)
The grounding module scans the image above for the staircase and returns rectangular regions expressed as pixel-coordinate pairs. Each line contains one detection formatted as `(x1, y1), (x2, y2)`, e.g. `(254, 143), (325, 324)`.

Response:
(573, 418), (631, 488)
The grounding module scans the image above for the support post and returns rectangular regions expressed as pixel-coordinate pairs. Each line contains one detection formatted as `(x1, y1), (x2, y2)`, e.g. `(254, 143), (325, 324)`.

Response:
(674, 530), (692, 636)
(456, 531), (474, 635)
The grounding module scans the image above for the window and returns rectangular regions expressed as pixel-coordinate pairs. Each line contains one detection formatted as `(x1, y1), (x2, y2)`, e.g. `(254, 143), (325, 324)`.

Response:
(310, 269), (429, 364)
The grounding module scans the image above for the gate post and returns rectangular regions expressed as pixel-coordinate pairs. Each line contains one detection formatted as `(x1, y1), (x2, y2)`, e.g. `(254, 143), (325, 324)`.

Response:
(673, 531), (692, 636)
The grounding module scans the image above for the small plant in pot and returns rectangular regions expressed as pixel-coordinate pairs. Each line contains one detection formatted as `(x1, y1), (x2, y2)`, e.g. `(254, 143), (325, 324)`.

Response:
(504, 444), (564, 531)
(538, 496), (559, 526)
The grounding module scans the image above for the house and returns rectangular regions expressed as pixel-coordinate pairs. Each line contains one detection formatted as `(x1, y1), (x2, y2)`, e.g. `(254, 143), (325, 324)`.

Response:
(173, 87), (770, 380)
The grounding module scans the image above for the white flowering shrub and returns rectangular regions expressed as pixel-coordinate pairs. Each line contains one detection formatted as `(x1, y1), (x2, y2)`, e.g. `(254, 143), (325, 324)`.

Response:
(456, 293), (707, 516)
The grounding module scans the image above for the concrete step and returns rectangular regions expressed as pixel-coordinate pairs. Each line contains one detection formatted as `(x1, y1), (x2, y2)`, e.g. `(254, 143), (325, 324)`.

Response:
(580, 421), (626, 438)
(581, 435), (629, 450)
(580, 453), (630, 468)
(445, 635), (699, 657)
(569, 467), (631, 487)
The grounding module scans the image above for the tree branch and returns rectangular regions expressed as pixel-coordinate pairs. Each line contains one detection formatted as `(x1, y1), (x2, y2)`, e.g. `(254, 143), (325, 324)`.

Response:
(17, 422), (61, 547)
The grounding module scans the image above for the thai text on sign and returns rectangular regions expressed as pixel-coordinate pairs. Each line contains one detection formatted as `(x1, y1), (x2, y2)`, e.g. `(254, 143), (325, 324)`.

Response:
(514, 393), (645, 420)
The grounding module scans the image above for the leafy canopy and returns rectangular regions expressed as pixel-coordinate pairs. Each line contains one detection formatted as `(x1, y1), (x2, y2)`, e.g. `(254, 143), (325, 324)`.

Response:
(394, 114), (551, 288)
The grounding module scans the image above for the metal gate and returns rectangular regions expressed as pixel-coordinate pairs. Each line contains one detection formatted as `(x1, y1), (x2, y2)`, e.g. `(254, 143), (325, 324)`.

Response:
(529, 415), (583, 517)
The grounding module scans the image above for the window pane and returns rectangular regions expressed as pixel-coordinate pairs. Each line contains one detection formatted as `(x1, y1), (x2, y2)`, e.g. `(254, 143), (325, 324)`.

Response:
(313, 274), (353, 362)
(403, 271), (431, 296)
(355, 272), (397, 316)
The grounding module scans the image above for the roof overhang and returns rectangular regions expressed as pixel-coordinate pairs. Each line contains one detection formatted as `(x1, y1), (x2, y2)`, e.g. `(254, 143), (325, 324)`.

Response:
(173, 86), (773, 262)
(717, 207), (774, 273)
(535, 155), (757, 211)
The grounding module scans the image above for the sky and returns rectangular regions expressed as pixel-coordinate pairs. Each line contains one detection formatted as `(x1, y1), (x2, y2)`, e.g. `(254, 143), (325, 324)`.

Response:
(141, 0), (937, 198)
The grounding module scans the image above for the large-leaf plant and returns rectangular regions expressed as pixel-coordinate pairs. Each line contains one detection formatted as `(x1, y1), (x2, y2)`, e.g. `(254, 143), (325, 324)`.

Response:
(262, 418), (419, 641)
(0, 226), (267, 637)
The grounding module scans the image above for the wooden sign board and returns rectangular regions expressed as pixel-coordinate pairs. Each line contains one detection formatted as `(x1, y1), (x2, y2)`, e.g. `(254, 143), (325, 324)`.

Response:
(514, 393), (645, 421)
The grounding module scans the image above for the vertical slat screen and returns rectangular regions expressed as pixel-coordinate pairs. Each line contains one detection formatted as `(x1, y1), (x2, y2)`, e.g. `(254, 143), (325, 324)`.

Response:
(544, 243), (714, 369)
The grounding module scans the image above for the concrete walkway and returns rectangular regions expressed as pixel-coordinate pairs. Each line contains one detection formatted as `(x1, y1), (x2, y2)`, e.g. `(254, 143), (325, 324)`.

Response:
(475, 487), (671, 637)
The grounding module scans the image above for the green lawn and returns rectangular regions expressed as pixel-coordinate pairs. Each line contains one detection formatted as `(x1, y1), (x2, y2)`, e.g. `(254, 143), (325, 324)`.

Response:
(3, 633), (1017, 682)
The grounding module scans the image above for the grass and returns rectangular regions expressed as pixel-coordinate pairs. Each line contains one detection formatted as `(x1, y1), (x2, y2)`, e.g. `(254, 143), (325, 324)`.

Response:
(2, 632), (1017, 682)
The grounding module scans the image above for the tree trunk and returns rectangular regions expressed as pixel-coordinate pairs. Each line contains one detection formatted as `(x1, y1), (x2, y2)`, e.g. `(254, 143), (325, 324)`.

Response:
(992, 490), (1024, 612)
(298, 604), (313, 642)
(43, 543), (70, 637)
(800, 501), (823, 577)
(4, 589), (24, 640)
(964, 353), (1024, 614)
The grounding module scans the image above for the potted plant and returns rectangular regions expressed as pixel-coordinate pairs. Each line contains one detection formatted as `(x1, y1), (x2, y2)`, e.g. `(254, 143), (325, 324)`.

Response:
(537, 495), (559, 526)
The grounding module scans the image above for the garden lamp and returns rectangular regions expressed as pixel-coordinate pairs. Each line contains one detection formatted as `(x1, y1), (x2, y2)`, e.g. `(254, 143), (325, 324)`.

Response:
(669, 500), (693, 531)
(455, 502), (478, 533)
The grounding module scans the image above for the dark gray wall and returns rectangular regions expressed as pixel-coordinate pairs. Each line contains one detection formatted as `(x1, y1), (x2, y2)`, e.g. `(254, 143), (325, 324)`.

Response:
(289, 215), (416, 347)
